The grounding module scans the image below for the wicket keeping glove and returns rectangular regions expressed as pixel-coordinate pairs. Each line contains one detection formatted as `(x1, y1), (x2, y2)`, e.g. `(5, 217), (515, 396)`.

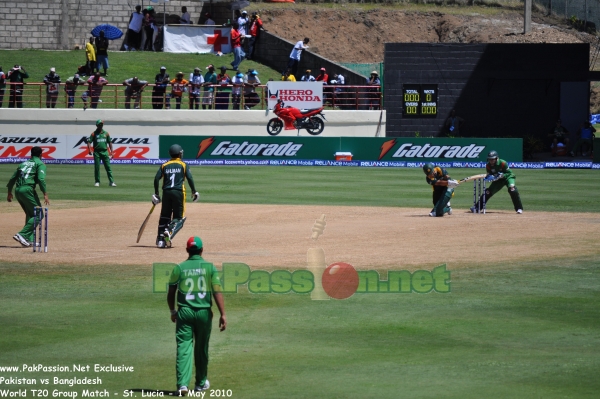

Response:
(152, 194), (161, 205)
(193, 192), (200, 202)
(484, 175), (495, 182)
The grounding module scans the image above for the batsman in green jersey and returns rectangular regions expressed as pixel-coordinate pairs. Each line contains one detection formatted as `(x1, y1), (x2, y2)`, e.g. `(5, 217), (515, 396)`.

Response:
(6, 146), (50, 247)
(423, 162), (457, 217)
(87, 119), (116, 187)
(471, 150), (523, 214)
(167, 236), (226, 394)
(153, 144), (199, 248)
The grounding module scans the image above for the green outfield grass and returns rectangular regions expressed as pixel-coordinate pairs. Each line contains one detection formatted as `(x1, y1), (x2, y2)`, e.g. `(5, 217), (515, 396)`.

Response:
(1, 165), (600, 398)
(1, 164), (599, 212)
(1, 256), (599, 398)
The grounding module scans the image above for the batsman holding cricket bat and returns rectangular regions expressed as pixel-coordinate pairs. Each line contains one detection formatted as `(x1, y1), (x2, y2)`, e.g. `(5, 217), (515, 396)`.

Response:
(471, 151), (523, 214)
(423, 163), (457, 217)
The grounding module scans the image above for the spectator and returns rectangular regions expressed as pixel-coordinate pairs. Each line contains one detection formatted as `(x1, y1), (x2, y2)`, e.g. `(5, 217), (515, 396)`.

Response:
(203, 13), (215, 25)
(231, 71), (244, 110)
(366, 70), (381, 110)
(445, 109), (465, 137)
(180, 6), (191, 24)
(95, 31), (110, 76)
(331, 72), (345, 108)
(202, 65), (217, 110)
(7, 65), (29, 108)
(243, 69), (260, 110)
(281, 68), (296, 82)
(82, 72), (108, 110)
(570, 121), (596, 157)
(215, 66), (231, 110)
(123, 76), (148, 109)
(153, 66), (170, 109)
(247, 12), (265, 61)
(287, 38), (309, 77)
(0, 66), (5, 108)
(549, 119), (570, 155)
(188, 68), (204, 110)
(230, 22), (245, 71)
(64, 74), (85, 109)
(315, 67), (328, 83)
(143, 8), (156, 51)
(43, 67), (61, 109)
(237, 10), (249, 36)
(316, 67), (329, 105)
(300, 69), (315, 82)
(85, 37), (96, 76)
(170, 72), (188, 110)
(127, 5), (144, 51)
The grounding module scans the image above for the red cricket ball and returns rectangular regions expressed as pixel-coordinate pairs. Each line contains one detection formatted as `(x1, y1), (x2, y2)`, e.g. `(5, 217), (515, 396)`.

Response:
(322, 262), (359, 300)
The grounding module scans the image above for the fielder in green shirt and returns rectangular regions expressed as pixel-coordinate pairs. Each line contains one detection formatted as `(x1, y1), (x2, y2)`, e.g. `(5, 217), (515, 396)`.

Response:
(87, 119), (116, 187)
(471, 150), (523, 214)
(6, 146), (50, 247)
(167, 236), (226, 394)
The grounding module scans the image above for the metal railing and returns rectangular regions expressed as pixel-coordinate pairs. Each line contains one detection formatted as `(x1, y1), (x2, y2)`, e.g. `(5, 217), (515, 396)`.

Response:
(0, 83), (382, 110)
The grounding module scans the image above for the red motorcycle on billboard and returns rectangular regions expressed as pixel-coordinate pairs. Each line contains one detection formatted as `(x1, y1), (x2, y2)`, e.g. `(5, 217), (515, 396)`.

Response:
(267, 99), (326, 136)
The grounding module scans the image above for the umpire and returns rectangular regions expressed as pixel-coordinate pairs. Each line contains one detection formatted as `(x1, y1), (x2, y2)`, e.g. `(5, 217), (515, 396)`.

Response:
(153, 144), (199, 248)
(167, 236), (226, 394)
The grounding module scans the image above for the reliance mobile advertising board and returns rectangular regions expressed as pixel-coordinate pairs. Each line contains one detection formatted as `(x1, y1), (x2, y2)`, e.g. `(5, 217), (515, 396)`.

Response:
(0, 135), (159, 163)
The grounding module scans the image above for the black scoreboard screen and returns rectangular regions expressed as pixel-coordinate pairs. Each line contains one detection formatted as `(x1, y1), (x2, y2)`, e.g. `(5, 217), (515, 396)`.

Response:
(402, 84), (438, 118)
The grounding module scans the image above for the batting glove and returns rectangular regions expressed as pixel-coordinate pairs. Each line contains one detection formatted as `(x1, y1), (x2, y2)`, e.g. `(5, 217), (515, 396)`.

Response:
(152, 194), (161, 205)
(193, 192), (200, 202)
(447, 179), (459, 188)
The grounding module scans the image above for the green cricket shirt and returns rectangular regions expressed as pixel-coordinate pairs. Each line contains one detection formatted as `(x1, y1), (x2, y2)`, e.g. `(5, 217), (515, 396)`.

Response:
(169, 255), (221, 309)
(154, 159), (197, 194)
(7, 156), (47, 193)
(88, 129), (111, 152)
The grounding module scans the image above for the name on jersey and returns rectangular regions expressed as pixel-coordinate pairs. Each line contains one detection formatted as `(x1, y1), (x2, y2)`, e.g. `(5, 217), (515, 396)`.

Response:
(210, 141), (302, 157)
(183, 268), (207, 277)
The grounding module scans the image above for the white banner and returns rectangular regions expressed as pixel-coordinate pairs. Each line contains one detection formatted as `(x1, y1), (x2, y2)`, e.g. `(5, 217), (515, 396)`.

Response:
(266, 82), (323, 110)
(164, 25), (232, 54)
(0, 135), (159, 161)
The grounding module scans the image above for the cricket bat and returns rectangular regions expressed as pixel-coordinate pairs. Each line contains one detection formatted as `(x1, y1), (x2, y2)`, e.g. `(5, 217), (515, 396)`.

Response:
(136, 203), (156, 243)
(457, 174), (487, 184)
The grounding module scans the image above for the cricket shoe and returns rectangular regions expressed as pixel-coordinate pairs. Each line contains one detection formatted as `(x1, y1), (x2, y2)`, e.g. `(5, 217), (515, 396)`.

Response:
(469, 206), (481, 214)
(177, 386), (188, 396)
(516, 209), (523, 214)
(194, 381), (210, 392)
(164, 229), (174, 247)
(447, 207), (453, 215)
(94, 182), (100, 187)
(109, 182), (117, 187)
(429, 211), (436, 217)
(13, 234), (31, 247)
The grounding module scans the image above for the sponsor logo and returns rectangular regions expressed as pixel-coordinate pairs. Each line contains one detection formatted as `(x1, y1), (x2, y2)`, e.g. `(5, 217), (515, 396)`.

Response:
(392, 143), (485, 159)
(72, 136), (153, 159)
(0, 136), (59, 144)
(207, 141), (303, 157)
(196, 137), (215, 158)
(276, 89), (321, 102)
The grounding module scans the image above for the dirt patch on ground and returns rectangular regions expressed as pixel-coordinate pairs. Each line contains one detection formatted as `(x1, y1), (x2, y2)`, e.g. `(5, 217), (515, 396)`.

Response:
(1, 202), (598, 270)
(260, 8), (597, 64)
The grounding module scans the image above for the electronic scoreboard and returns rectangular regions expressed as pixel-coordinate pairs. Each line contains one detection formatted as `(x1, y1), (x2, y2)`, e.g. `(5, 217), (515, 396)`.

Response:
(402, 84), (438, 118)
